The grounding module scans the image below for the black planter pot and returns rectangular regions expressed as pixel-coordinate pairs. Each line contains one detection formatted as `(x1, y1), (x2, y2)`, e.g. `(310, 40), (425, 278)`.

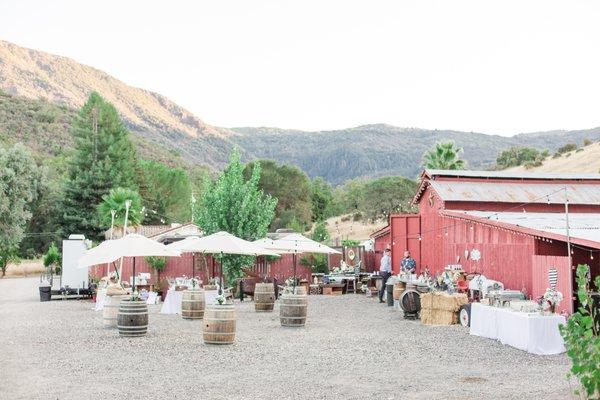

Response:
(39, 285), (51, 302)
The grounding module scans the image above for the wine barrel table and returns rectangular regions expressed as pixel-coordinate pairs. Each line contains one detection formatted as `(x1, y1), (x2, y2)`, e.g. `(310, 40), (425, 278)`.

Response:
(203, 304), (236, 345)
(182, 288), (205, 319)
(254, 283), (275, 312)
(280, 293), (307, 327)
(117, 299), (148, 337)
(400, 289), (421, 320)
(103, 294), (127, 328)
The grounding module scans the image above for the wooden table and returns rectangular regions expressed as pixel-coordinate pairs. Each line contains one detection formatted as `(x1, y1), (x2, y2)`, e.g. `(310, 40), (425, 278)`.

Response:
(322, 283), (344, 295)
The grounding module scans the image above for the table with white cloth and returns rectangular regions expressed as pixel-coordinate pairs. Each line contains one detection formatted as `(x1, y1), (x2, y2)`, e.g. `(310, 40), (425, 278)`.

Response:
(94, 288), (107, 311)
(160, 289), (184, 314)
(160, 288), (220, 314)
(470, 303), (566, 355)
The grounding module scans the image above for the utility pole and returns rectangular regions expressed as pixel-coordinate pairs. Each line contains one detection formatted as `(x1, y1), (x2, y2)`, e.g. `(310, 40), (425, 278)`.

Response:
(565, 186), (574, 301)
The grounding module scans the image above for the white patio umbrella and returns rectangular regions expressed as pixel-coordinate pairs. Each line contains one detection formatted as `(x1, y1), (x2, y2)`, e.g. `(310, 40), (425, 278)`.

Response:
(168, 231), (280, 294)
(77, 234), (181, 291)
(260, 233), (341, 292)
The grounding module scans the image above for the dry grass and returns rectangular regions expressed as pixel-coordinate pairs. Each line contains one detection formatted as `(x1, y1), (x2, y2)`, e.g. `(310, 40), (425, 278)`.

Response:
(509, 141), (600, 173)
(323, 214), (386, 243)
(4, 260), (45, 278)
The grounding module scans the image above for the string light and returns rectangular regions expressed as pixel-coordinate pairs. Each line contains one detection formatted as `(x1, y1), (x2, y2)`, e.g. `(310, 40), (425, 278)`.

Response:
(591, 250), (594, 260)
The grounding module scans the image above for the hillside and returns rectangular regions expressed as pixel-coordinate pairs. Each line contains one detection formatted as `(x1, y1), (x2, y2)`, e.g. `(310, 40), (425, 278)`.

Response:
(230, 125), (600, 184)
(0, 40), (237, 167)
(1, 40), (600, 184)
(508, 141), (600, 173)
(0, 92), (192, 168)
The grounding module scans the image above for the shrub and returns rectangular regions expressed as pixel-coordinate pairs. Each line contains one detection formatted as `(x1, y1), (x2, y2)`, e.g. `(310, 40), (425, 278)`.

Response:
(299, 253), (329, 274)
(583, 138), (593, 146)
(554, 143), (577, 157)
(353, 211), (363, 221)
(43, 243), (61, 274)
(559, 264), (600, 398)
(342, 239), (360, 247)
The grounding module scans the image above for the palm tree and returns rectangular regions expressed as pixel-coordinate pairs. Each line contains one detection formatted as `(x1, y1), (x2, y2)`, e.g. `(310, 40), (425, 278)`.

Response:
(97, 187), (144, 236)
(422, 141), (466, 170)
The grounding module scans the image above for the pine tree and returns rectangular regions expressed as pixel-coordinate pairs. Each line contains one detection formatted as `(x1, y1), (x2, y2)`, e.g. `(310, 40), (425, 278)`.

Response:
(61, 92), (137, 240)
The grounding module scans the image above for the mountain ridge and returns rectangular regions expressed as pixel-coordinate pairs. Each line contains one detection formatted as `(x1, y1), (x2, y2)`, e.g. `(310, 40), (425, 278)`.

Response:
(1, 39), (598, 184)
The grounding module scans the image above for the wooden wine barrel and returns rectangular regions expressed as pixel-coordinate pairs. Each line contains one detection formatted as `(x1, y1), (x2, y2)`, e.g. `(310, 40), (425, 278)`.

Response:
(254, 283), (275, 312)
(182, 288), (205, 319)
(103, 294), (127, 328)
(280, 293), (308, 327)
(294, 286), (307, 295)
(393, 281), (406, 300)
(400, 289), (421, 320)
(203, 304), (236, 345)
(117, 299), (148, 337)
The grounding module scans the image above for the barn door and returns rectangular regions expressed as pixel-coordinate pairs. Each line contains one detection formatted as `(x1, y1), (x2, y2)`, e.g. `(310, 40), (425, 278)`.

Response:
(531, 255), (572, 315)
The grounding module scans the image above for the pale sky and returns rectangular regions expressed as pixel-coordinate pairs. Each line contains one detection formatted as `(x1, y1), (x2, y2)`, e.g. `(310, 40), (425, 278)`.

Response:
(0, 0), (599, 135)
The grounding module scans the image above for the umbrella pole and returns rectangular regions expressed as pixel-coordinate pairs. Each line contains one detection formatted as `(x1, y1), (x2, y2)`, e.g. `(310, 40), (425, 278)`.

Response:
(132, 257), (136, 293)
(219, 251), (224, 296)
(293, 252), (297, 293)
(192, 253), (195, 278)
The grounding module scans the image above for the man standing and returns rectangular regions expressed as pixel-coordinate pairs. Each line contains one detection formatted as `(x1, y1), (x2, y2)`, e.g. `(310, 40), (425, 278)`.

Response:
(401, 250), (416, 274)
(378, 248), (392, 303)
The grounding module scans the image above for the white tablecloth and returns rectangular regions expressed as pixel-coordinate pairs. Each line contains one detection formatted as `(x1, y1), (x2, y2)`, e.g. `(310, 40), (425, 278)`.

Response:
(160, 289), (184, 314)
(160, 289), (220, 314)
(470, 303), (566, 355)
(94, 288), (107, 311)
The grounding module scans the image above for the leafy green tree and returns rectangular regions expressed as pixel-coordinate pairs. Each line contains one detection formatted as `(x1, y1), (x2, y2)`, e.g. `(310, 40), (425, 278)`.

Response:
(286, 217), (304, 233)
(43, 243), (61, 274)
(331, 178), (367, 216)
(97, 187), (144, 235)
(145, 256), (167, 283)
(359, 176), (418, 221)
(553, 142), (578, 158)
(0, 144), (41, 276)
(422, 141), (466, 170)
(137, 160), (192, 224)
(61, 92), (137, 240)
(310, 177), (333, 222)
(495, 147), (548, 170)
(560, 264), (600, 398)
(20, 155), (68, 256)
(312, 221), (330, 243)
(243, 159), (312, 230)
(196, 150), (276, 285)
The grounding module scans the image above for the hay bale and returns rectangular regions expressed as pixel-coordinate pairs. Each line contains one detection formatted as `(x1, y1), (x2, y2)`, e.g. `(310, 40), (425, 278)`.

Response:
(420, 292), (468, 325)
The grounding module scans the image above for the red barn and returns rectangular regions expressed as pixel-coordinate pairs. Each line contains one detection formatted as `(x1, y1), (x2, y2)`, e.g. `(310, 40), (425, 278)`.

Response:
(373, 169), (600, 314)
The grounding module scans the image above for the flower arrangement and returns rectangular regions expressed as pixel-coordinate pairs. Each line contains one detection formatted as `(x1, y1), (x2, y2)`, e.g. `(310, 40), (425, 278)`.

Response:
(542, 288), (563, 312)
(332, 261), (353, 274)
(214, 294), (226, 305)
(190, 277), (202, 288)
(285, 276), (300, 287)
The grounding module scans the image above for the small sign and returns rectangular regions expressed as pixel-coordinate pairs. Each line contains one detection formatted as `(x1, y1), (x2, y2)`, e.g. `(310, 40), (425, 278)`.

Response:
(548, 268), (558, 289)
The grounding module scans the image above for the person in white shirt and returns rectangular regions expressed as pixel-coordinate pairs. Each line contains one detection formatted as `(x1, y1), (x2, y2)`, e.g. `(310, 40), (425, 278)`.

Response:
(379, 248), (392, 303)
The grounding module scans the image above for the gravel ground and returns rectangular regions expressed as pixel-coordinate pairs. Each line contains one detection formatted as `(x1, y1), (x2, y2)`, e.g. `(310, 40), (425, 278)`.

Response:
(0, 278), (573, 400)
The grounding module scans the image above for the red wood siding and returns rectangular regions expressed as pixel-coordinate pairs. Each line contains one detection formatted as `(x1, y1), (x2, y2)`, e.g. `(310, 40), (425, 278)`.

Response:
(372, 230), (390, 271)
(531, 255), (572, 314)
(390, 214), (421, 275)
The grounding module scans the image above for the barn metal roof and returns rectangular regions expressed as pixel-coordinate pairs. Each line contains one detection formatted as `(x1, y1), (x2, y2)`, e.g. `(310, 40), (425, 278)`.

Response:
(448, 210), (600, 247)
(424, 169), (600, 181)
(428, 181), (600, 205)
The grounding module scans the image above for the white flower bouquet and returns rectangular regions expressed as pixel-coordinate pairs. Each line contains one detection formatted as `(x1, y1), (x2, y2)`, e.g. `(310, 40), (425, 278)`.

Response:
(542, 288), (563, 312)
(214, 294), (226, 305)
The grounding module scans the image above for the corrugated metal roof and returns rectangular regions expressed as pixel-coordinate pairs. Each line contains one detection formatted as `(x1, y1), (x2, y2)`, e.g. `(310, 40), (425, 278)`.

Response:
(462, 211), (600, 244)
(425, 169), (600, 180)
(429, 181), (600, 204)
